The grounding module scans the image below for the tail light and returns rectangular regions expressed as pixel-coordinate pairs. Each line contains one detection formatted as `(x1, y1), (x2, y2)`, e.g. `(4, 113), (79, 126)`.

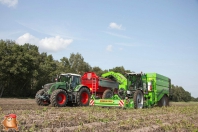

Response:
(148, 82), (152, 91)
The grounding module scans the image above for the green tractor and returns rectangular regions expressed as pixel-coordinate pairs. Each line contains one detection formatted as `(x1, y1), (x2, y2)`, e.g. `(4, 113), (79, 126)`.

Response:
(35, 73), (91, 107)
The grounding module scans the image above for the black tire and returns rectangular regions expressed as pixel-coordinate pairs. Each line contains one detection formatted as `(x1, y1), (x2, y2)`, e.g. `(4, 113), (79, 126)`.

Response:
(50, 89), (68, 107)
(76, 87), (90, 106)
(158, 95), (169, 107)
(35, 89), (50, 106)
(166, 96), (169, 106)
(133, 90), (144, 109)
(102, 89), (113, 99)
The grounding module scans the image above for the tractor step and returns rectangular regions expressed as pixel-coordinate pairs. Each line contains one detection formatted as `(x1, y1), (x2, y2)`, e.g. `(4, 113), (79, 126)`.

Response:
(71, 92), (77, 103)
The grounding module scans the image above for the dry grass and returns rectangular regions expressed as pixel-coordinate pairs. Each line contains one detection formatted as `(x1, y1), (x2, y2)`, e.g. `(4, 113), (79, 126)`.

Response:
(0, 98), (198, 132)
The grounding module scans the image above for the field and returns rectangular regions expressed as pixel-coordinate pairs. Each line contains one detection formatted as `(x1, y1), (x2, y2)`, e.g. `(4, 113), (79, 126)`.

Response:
(0, 98), (198, 132)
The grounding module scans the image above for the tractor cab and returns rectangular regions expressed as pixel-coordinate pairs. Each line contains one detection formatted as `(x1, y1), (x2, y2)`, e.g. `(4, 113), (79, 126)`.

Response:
(58, 73), (81, 89)
(126, 73), (148, 96)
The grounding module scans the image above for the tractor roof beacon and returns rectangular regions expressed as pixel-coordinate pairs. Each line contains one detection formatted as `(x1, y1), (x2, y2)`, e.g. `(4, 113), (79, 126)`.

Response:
(35, 73), (91, 107)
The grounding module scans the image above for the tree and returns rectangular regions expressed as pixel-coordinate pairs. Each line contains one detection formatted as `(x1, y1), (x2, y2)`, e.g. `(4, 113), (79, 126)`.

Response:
(92, 66), (103, 76)
(0, 40), (41, 97)
(34, 53), (57, 92)
(0, 39), (196, 100)
(59, 53), (91, 74)
(59, 57), (71, 73)
(171, 85), (191, 102)
(109, 66), (132, 75)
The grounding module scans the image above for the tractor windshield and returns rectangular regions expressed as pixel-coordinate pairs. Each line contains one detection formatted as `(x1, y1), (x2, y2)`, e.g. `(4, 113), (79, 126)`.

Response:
(127, 74), (143, 90)
(57, 74), (81, 88)
(58, 75), (70, 82)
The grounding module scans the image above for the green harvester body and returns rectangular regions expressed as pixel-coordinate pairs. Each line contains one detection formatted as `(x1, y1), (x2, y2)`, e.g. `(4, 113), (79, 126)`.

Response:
(90, 72), (171, 109)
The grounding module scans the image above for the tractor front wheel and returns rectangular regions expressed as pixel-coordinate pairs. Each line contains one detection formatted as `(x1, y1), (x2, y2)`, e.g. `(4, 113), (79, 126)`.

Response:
(50, 89), (68, 107)
(76, 87), (90, 106)
(35, 89), (50, 106)
(133, 90), (144, 109)
(102, 89), (113, 99)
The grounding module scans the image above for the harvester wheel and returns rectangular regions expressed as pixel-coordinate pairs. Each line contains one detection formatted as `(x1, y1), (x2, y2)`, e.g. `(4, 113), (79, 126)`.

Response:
(35, 89), (50, 106)
(158, 95), (169, 107)
(133, 90), (144, 109)
(50, 89), (68, 107)
(102, 89), (113, 99)
(76, 87), (90, 106)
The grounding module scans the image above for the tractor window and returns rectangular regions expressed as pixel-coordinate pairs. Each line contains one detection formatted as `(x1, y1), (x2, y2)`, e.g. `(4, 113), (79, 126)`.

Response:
(59, 75), (70, 82)
(76, 77), (80, 85)
(128, 75), (142, 90)
(71, 76), (80, 88)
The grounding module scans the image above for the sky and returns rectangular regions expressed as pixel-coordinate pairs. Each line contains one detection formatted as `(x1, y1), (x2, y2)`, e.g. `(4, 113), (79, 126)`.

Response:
(0, 0), (198, 97)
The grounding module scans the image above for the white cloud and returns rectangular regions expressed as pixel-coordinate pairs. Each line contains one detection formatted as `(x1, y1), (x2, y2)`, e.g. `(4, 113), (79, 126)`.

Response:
(106, 45), (113, 52)
(119, 47), (123, 51)
(109, 22), (124, 30)
(16, 21), (88, 41)
(0, 0), (18, 7)
(39, 36), (73, 52)
(16, 33), (39, 45)
(16, 33), (73, 52)
(104, 31), (131, 39)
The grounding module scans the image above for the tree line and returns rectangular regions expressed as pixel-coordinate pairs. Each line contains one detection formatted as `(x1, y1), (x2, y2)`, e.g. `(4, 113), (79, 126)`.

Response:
(0, 40), (197, 101)
(171, 85), (198, 102)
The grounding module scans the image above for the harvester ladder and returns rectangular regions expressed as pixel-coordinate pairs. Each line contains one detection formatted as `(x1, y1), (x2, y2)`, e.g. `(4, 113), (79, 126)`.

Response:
(92, 78), (97, 95)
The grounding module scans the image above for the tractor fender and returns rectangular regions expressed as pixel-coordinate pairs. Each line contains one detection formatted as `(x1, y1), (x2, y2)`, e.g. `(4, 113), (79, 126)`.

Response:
(47, 82), (68, 94)
(73, 84), (90, 93)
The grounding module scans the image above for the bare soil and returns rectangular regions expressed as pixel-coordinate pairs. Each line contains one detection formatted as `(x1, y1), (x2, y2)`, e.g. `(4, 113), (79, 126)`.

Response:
(0, 98), (198, 132)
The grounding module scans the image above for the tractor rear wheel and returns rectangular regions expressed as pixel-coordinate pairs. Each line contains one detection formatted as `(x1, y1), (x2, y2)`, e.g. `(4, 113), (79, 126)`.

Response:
(76, 87), (90, 106)
(133, 90), (144, 109)
(102, 89), (113, 99)
(158, 95), (169, 107)
(35, 89), (50, 106)
(50, 89), (68, 107)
